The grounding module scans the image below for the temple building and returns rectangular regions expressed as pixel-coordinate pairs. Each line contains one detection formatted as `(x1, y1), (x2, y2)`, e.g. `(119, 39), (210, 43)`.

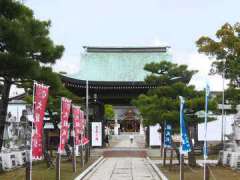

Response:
(62, 46), (171, 134)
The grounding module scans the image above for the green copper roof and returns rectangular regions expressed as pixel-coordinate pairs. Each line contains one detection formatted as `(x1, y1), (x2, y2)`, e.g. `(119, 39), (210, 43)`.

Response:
(70, 47), (172, 82)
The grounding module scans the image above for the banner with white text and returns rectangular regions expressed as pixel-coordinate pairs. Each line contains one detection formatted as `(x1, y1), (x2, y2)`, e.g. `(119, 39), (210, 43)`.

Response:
(58, 97), (71, 154)
(32, 83), (49, 159)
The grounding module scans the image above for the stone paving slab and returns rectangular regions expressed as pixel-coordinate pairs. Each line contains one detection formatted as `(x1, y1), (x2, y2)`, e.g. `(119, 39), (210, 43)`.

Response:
(83, 158), (160, 180)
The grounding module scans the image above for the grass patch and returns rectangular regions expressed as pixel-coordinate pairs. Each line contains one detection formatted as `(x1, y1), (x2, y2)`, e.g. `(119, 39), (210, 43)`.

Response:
(159, 164), (240, 180)
(0, 156), (98, 180)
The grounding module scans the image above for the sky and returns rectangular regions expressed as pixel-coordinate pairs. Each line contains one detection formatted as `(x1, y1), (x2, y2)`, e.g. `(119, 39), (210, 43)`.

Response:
(20, 0), (240, 92)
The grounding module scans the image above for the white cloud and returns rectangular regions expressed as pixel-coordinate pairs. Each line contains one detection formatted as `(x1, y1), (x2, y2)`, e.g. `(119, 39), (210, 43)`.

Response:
(53, 54), (81, 75)
(172, 52), (227, 91)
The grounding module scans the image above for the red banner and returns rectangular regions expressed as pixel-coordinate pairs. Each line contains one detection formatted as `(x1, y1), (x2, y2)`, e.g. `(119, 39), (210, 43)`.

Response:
(32, 83), (49, 159)
(79, 110), (85, 134)
(79, 110), (88, 145)
(72, 106), (81, 145)
(58, 97), (71, 153)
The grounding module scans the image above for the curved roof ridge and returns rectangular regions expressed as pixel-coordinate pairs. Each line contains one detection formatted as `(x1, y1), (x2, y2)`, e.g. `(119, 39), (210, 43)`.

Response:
(83, 46), (170, 53)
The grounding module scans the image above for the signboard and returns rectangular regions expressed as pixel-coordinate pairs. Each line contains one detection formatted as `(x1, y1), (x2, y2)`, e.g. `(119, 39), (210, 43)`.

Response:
(91, 122), (102, 147)
(149, 124), (161, 146)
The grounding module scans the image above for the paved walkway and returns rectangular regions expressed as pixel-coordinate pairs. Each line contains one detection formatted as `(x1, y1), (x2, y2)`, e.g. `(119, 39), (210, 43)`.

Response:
(80, 134), (161, 180)
(110, 134), (145, 149)
(81, 134), (160, 180)
(83, 158), (160, 180)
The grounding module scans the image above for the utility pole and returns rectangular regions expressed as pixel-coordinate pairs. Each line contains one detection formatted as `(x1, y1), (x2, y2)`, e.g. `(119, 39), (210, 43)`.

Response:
(221, 68), (225, 144)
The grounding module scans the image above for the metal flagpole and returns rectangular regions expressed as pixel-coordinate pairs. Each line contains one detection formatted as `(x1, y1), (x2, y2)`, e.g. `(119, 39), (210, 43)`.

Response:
(86, 80), (90, 160)
(179, 97), (183, 180)
(179, 96), (192, 180)
(221, 70), (225, 144)
(72, 107), (76, 172)
(28, 81), (36, 180)
(180, 153), (183, 180)
(72, 132), (76, 172)
(163, 120), (166, 166)
(204, 84), (209, 180)
(56, 97), (62, 180)
(86, 80), (89, 127)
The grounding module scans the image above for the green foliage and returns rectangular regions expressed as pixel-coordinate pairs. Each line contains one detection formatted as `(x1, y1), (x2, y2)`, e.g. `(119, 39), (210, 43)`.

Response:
(0, 1), (77, 123)
(104, 104), (115, 120)
(0, 0), (64, 81)
(196, 22), (240, 87)
(133, 61), (217, 130)
(196, 22), (240, 109)
(144, 61), (197, 85)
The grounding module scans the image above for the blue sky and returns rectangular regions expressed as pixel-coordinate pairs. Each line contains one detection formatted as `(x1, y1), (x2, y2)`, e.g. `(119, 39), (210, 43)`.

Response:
(23, 0), (240, 91)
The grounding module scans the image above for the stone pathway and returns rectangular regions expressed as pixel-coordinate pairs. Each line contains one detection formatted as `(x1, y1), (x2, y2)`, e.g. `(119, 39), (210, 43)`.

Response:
(110, 134), (145, 149)
(79, 134), (161, 180)
(83, 158), (160, 180)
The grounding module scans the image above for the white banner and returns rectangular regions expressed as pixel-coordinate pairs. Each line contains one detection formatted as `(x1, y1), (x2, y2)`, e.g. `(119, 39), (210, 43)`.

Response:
(91, 122), (102, 147)
(149, 124), (162, 146)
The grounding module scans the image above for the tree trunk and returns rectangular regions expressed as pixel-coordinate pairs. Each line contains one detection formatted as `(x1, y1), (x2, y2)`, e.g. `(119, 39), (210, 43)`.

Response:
(188, 125), (197, 167)
(0, 78), (11, 151)
(163, 148), (167, 166)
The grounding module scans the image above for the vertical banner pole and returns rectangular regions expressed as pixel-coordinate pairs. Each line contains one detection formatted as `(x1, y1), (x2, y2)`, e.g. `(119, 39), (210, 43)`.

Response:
(179, 96), (191, 180)
(204, 84), (210, 180)
(221, 71), (225, 144)
(28, 82), (49, 180)
(56, 97), (71, 179)
(72, 105), (79, 173)
(81, 135), (84, 167)
(86, 80), (90, 160)
(179, 97), (183, 180)
(27, 81), (36, 180)
(82, 136), (84, 167)
(180, 153), (184, 180)
(72, 130), (76, 173)
(80, 110), (84, 167)
(163, 121), (166, 166)
(56, 98), (62, 180)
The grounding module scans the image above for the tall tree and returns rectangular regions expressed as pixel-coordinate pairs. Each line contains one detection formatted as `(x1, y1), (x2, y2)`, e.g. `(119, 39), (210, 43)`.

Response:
(196, 22), (240, 87)
(196, 22), (240, 108)
(0, 0), (64, 150)
(133, 61), (217, 166)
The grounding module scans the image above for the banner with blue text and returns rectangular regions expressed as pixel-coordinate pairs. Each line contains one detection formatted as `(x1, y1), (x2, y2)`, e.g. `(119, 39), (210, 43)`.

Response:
(179, 96), (191, 154)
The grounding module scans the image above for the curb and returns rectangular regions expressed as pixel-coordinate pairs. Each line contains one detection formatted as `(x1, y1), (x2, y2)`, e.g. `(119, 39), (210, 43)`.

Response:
(75, 156), (105, 180)
(146, 157), (168, 180)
